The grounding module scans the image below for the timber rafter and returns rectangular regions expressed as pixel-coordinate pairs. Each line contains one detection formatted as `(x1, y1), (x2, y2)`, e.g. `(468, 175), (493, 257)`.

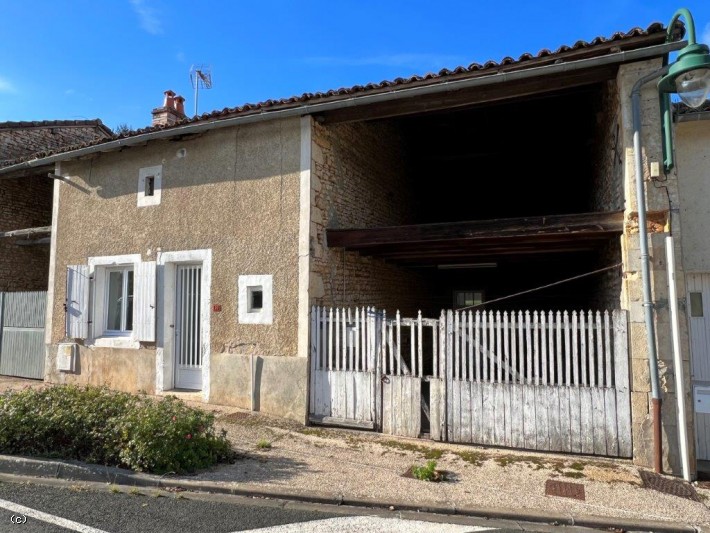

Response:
(326, 211), (623, 265)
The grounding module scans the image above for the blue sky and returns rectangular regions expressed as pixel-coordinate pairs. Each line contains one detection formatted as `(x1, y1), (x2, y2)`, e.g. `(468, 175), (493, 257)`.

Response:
(1, 1), (709, 132)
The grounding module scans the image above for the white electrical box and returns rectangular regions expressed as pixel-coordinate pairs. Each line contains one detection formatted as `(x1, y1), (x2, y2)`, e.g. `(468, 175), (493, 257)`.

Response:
(650, 161), (660, 178)
(56, 343), (76, 372)
(694, 386), (710, 414)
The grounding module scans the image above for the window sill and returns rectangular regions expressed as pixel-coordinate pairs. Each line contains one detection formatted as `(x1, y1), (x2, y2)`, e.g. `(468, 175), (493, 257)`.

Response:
(89, 336), (140, 349)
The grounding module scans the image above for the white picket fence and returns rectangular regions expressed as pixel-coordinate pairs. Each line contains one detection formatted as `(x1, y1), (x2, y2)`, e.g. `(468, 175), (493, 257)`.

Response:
(309, 306), (631, 457)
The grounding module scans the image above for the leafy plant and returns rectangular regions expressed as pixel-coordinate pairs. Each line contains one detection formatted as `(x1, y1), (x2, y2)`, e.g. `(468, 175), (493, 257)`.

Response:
(0, 385), (235, 475)
(411, 460), (440, 481)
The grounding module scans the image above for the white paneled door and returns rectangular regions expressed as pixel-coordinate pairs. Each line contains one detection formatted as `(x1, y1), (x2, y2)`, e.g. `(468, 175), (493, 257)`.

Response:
(174, 265), (202, 390)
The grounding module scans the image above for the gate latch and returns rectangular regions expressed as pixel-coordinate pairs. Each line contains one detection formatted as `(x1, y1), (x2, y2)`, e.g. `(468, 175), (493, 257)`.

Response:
(380, 375), (390, 384)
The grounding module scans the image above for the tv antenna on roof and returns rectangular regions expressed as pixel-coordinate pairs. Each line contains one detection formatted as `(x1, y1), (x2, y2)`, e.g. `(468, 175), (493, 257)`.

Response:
(189, 65), (213, 117)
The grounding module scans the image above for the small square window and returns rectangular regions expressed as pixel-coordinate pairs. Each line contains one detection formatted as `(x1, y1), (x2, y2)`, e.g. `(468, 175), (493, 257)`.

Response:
(690, 292), (704, 317)
(248, 286), (263, 312)
(238, 275), (273, 324)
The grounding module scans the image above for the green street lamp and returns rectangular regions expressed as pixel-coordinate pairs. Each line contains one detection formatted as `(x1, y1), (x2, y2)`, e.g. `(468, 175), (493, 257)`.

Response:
(658, 8), (710, 171)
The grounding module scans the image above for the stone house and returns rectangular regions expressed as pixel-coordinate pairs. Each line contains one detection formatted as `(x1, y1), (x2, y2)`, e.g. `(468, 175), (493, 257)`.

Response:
(0, 22), (704, 477)
(0, 120), (112, 292)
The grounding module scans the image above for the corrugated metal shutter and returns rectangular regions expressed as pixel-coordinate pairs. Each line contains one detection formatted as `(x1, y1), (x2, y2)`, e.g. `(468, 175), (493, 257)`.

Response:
(134, 261), (156, 342)
(66, 265), (89, 339)
(0, 291), (47, 379)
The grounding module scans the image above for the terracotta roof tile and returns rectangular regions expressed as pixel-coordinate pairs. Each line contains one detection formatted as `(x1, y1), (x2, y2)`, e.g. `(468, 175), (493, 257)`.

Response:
(6, 22), (681, 166)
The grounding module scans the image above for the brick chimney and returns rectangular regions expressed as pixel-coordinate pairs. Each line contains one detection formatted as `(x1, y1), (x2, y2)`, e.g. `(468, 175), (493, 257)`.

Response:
(151, 90), (187, 126)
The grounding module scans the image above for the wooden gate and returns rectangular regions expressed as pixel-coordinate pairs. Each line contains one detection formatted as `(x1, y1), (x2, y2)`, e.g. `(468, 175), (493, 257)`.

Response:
(0, 291), (47, 380)
(309, 307), (380, 429)
(308, 306), (631, 458)
(441, 309), (631, 457)
(380, 312), (441, 438)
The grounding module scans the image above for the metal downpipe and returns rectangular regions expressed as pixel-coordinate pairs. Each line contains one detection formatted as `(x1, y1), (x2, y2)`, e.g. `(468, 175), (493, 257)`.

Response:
(631, 64), (670, 473)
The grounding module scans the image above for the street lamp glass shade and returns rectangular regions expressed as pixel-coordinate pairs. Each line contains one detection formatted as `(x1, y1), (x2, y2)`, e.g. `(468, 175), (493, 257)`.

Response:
(675, 68), (710, 108)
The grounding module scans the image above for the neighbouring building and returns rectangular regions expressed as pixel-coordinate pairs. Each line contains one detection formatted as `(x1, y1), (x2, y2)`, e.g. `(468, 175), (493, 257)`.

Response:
(675, 101), (710, 472)
(0, 21), (707, 478)
(0, 120), (112, 379)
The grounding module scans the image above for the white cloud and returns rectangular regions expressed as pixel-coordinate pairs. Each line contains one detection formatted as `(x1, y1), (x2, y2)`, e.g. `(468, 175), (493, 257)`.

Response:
(176, 51), (186, 62)
(64, 88), (76, 95)
(304, 53), (467, 69)
(703, 22), (710, 47)
(129, 0), (163, 35)
(0, 77), (16, 93)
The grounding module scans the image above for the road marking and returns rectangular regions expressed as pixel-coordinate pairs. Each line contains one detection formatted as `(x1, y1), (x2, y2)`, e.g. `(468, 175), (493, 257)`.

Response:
(237, 515), (495, 532)
(0, 497), (110, 533)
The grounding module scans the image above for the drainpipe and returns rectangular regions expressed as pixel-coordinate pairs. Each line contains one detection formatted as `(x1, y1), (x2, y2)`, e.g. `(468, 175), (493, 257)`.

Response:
(665, 233), (692, 481)
(631, 64), (670, 474)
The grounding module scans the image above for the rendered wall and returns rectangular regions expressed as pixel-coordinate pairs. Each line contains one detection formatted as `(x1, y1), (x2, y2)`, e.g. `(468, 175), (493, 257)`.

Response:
(47, 119), (307, 420)
(676, 119), (710, 272)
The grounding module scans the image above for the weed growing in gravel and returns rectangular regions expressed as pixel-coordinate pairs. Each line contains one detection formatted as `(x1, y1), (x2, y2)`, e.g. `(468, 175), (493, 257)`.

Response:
(454, 450), (488, 467)
(411, 460), (441, 482)
(129, 487), (143, 496)
(109, 485), (121, 494)
(256, 439), (272, 450)
(568, 462), (585, 471)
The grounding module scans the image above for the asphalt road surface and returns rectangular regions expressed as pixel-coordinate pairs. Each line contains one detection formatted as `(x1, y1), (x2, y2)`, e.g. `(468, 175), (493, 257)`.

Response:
(0, 479), (605, 533)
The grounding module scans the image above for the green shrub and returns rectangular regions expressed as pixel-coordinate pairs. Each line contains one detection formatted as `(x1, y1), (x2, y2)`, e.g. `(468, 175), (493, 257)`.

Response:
(412, 460), (439, 481)
(117, 395), (233, 474)
(0, 385), (234, 474)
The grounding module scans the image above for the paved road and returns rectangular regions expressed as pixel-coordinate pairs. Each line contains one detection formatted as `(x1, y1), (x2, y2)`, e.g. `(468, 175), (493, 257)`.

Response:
(0, 480), (604, 533)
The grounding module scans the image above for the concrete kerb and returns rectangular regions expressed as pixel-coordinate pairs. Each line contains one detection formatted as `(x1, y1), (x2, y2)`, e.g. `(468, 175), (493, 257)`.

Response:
(0, 454), (699, 533)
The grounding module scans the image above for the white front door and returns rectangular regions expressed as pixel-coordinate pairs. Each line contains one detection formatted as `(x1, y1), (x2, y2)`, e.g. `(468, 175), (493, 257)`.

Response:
(687, 273), (710, 461)
(174, 264), (202, 390)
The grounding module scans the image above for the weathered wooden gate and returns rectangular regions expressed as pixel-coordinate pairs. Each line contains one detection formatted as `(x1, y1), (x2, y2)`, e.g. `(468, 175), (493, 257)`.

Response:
(0, 291), (47, 380)
(309, 307), (380, 429)
(440, 309), (631, 457)
(309, 306), (631, 458)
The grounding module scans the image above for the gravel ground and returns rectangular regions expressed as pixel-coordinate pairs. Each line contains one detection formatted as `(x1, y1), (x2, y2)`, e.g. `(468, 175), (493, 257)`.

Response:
(174, 410), (710, 528)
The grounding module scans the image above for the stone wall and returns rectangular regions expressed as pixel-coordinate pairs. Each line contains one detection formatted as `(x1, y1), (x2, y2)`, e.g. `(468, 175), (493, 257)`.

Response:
(588, 80), (624, 310)
(0, 175), (51, 291)
(0, 121), (111, 165)
(617, 59), (694, 475)
(310, 120), (429, 316)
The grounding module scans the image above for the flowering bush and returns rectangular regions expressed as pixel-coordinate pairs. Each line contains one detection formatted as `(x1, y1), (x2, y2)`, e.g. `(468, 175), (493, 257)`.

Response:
(0, 385), (234, 474)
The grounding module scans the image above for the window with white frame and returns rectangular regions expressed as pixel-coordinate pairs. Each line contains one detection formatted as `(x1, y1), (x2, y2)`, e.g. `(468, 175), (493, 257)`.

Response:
(137, 165), (162, 207)
(66, 254), (156, 347)
(238, 274), (273, 324)
(104, 266), (134, 334)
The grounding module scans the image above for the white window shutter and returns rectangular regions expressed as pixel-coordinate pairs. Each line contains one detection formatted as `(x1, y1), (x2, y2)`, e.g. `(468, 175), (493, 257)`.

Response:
(66, 265), (90, 339)
(134, 261), (156, 342)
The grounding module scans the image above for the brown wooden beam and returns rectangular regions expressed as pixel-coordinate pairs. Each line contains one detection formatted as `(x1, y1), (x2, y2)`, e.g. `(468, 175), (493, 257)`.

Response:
(0, 226), (51, 238)
(327, 211), (623, 250)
